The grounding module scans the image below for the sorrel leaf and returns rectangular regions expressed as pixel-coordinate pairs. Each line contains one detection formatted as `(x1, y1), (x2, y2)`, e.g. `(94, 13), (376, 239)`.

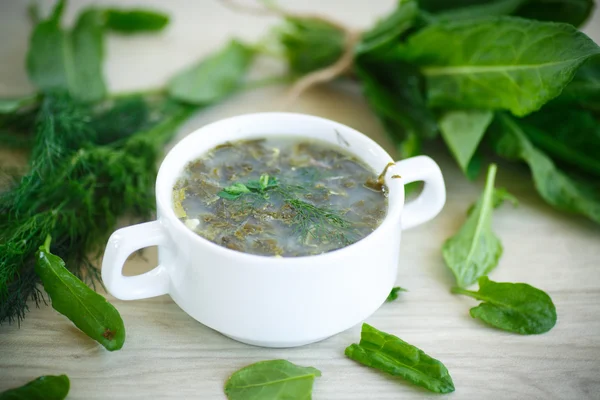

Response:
(443, 164), (504, 288)
(169, 39), (254, 104)
(452, 276), (557, 334)
(0, 375), (69, 400)
(105, 9), (169, 33)
(35, 237), (126, 351)
(224, 359), (321, 400)
(390, 17), (600, 116)
(345, 323), (454, 393)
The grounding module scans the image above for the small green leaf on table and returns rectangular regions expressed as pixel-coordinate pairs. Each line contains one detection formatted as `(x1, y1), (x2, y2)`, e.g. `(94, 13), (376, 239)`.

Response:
(169, 40), (254, 105)
(0, 375), (69, 400)
(224, 359), (321, 400)
(35, 236), (126, 351)
(386, 286), (408, 302)
(345, 323), (455, 393)
(452, 276), (557, 334)
(443, 164), (509, 288)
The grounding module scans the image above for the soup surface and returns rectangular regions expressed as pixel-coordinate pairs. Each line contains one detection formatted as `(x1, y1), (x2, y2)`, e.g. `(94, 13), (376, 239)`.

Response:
(173, 138), (388, 257)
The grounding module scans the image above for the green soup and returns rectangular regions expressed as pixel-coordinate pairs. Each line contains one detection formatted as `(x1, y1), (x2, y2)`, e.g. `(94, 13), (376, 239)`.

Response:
(173, 138), (388, 257)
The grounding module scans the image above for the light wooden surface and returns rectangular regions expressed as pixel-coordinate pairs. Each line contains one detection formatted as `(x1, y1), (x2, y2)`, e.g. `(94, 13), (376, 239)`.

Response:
(2, 1), (600, 399)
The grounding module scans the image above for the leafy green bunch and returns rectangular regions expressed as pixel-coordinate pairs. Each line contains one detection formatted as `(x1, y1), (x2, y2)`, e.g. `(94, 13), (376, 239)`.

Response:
(0, 0), (256, 324)
(276, 0), (600, 225)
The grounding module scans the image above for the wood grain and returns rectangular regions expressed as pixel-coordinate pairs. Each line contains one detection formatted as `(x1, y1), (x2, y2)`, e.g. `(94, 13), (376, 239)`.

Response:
(1, 1), (600, 399)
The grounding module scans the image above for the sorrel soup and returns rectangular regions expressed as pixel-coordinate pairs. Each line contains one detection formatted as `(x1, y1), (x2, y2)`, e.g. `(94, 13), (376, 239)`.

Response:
(173, 138), (388, 257)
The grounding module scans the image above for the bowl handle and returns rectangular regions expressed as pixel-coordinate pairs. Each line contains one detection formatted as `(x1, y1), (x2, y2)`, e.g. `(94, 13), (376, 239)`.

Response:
(101, 221), (171, 300)
(394, 156), (446, 230)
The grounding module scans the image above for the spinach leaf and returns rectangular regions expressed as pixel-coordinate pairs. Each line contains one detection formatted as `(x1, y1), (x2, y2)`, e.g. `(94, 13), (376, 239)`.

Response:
(0, 375), (69, 400)
(452, 276), (557, 334)
(105, 9), (169, 33)
(224, 359), (321, 400)
(35, 237), (126, 351)
(355, 60), (437, 148)
(26, 2), (106, 102)
(390, 17), (600, 116)
(0, 94), (38, 114)
(493, 113), (600, 224)
(387, 286), (408, 302)
(522, 109), (600, 177)
(550, 55), (600, 111)
(169, 40), (254, 105)
(356, 0), (418, 56)
(278, 17), (345, 75)
(345, 323), (455, 393)
(438, 109), (493, 179)
(443, 164), (505, 288)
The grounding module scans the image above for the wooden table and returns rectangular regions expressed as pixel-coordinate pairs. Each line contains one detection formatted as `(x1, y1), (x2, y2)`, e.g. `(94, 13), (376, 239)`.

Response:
(2, 1), (600, 399)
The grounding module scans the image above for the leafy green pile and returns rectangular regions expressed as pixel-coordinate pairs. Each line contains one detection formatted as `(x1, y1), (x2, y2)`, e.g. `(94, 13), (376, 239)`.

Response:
(275, 0), (600, 225)
(0, 0), (256, 324)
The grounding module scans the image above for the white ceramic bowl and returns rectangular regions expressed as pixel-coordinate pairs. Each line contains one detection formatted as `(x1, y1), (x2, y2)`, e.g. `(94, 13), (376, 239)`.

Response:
(101, 113), (445, 348)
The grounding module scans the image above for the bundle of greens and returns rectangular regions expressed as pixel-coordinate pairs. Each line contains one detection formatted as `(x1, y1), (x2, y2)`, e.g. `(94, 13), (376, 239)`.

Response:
(271, 0), (600, 225)
(0, 0), (256, 324)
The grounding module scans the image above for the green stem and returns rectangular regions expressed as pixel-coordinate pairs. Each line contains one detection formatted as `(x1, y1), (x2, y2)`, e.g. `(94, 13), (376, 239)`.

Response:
(43, 235), (52, 253)
(450, 286), (479, 299)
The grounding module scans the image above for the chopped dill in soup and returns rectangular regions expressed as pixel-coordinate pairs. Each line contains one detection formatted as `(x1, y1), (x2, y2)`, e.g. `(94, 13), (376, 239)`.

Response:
(173, 138), (388, 257)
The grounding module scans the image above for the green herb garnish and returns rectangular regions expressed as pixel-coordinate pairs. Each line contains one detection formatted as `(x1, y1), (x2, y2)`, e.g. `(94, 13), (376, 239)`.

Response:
(345, 323), (455, 394)
(452, 276), (557, 335)
(0, 375), (69, 400)
(386, 286), (408, 302)
(224, 359), (321, 400)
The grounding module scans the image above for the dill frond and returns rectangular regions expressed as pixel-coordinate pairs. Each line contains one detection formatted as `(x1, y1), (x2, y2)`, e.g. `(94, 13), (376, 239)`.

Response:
(0, 93), (195, 324)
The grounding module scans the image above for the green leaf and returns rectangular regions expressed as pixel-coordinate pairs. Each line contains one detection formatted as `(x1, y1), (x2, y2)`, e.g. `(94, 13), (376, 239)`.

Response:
(493, 113), (600, 224)
(105, 9), (169, 33)
(550, 55), (600, 111)
(0, 375), (69, 400)
(26, 4), (107, 102)
(218, 183), (251, 200)
(278, 17), (345, 75)
(386, 286), (408, 302)
(224, 359), (321, 400)
(452, 276), (557, 334)
(390, 17), (600, 116)
(169, 40), (254, 105)
(522, 109), (600, 177)
(438, 109), (493, 179)
(0, 94), (39, 114)
(35, 237), (126, 351)
(345, 323), (455, 393)
(69, 9), (106, 102)
(356, 0), (418, 56)
(443, 164), (503, 288)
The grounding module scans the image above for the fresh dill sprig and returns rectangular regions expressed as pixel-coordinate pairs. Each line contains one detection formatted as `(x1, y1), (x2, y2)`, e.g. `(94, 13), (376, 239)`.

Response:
(0, 92), (195, 324)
